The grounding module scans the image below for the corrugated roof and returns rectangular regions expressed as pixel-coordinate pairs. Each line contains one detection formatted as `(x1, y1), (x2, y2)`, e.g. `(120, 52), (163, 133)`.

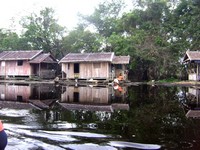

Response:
(59, 52), (114, 63)
(0, 50), (43, 60)
(112, 56), (130, 64)
(29, 53), (57, 63)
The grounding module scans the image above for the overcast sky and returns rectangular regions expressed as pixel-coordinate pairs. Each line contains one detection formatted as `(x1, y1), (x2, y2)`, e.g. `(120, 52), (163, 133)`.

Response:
(0, 0), (101, 31)
(0, 0), (133, 32)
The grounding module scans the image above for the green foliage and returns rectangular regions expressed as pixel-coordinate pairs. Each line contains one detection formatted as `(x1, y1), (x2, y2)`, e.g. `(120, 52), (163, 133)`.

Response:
(171, 0), (200, 51)
(62, 25), (101, 54)
(20, 7), (66, 58)
(156, 77), (180, 83)
(76, 0), (198, 81)
(0, 29), (30, 50)
(81, 0), (125, 37)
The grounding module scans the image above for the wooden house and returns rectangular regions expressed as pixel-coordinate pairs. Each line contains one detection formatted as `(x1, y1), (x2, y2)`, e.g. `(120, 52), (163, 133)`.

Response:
(0, 50), (58, 79)
(59, 52), (130, 80)
(183, 51), (200, 81)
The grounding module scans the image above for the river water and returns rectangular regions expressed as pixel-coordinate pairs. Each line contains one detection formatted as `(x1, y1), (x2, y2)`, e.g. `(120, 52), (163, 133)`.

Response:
(0, 83), (200, 150)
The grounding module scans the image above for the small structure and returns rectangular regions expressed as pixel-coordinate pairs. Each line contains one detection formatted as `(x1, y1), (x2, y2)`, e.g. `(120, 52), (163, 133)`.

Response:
(59, 52), (130, 81)
(183, 50), (200, 81)
(0, 50), (58, 79)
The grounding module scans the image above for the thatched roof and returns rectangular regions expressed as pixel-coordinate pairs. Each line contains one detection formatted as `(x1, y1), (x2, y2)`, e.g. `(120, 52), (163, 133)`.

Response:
(0, 50), (43, 61)
(183, 51), (200, 63)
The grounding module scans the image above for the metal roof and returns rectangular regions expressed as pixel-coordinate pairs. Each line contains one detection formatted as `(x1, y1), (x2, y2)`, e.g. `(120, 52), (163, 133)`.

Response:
(59, 52), (115, 63)
(0, 50), (43, 61)
(183, 51), (200, 62)
(112, 56), (130, 64)
(29, 53), (57, 64)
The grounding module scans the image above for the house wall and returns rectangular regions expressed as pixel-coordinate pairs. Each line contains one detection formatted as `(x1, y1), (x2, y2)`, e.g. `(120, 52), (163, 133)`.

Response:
(189, 73), (198, 81)
(0, 60), (31, 77)
(61, 62), (110, 79)
(188, 63), (200, 81)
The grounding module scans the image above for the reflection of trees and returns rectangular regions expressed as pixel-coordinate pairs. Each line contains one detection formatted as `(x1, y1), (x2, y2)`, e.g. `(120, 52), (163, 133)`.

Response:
(125, 85), (196, 148)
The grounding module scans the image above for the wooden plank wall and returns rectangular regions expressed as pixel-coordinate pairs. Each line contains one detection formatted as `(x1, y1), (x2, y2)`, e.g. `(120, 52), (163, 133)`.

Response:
(0, 60), (31, 77)
(61, 62), (110, 79)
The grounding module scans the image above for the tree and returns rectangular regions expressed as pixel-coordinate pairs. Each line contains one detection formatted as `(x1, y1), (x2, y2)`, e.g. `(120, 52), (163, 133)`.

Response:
(0, 29), (30, 50)
(170, 0), (200, 51)
(81, 0), (125, 37)
(62, 25), (101, 54)
(20, 7), (66, 58)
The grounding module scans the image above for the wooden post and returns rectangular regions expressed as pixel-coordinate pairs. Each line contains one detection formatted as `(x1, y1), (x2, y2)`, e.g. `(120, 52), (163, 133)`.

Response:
(197, 64), (199, 81)
(39, 63), (41, 78)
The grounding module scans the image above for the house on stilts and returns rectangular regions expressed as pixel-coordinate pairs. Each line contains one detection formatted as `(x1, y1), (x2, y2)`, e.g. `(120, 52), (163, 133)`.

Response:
(183, 50), (200, 81)
(0, 50), (58, 79)
(59, 52), (130, 81)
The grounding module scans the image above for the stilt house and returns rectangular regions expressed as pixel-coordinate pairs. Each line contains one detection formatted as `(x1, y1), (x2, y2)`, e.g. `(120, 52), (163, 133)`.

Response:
(59, 52), (130, 80)
(0, 50), (58, 79)
(183, 51), (200, 81)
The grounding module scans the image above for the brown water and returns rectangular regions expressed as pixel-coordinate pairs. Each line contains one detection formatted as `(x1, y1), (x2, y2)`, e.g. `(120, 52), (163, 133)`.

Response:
(0, 83), (200, 150)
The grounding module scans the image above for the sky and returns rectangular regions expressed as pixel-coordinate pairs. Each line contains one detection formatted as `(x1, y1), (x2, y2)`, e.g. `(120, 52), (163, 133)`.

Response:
(0, 0), (101, 31)
(0, 0), (133, 32)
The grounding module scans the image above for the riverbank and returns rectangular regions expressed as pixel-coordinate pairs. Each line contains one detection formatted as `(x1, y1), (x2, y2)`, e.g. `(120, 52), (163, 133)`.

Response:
(146, 80), (200, 87)
(0, 78), (200, 87)
(0, 79), (54, 84)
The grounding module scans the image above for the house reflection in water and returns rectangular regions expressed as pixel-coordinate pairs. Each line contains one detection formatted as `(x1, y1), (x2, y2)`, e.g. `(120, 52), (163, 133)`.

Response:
(0, 83), (58, 109)
(60, 86), (129, 112)
(0, 83), (129, 111)
(185, 87), (200, 118)
(0, 83), (31, 102)
(29, 84), (58, 100)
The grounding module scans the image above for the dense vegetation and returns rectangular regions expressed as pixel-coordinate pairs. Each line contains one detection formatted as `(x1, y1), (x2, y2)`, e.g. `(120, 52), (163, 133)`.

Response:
(0, 0), (199, 81)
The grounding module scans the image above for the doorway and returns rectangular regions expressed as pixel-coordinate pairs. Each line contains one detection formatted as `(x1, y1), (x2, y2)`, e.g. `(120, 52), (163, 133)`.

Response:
(74, 63), (80, 73)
